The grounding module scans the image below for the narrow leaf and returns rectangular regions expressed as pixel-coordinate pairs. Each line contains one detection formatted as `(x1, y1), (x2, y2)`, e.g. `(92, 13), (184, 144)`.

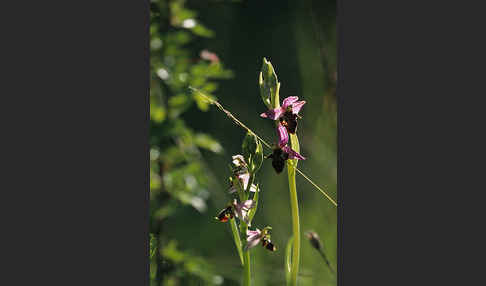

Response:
(248, 184), (259, 223)
(230, 218), (244, 266)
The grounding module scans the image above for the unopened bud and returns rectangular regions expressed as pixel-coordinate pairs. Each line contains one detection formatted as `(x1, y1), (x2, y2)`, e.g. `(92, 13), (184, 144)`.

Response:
(306, 231), (322, 251)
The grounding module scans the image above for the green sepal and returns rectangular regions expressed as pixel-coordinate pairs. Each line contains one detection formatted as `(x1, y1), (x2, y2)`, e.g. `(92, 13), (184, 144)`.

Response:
(259, 58), (280, 110)
(242, 132), (264, 174)
(247, 183), (259, 224)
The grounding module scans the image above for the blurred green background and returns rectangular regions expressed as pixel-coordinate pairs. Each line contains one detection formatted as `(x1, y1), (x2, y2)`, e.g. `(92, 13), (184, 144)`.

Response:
(150, 0), (336, 285)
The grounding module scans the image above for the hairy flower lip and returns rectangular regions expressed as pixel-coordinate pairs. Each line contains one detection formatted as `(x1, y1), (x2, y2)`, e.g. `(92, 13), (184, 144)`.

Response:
(277, 123), (305, 160)
(261, 96), (305, 135)
(268, 125), (306, 173)
(215, 205), (234, 222)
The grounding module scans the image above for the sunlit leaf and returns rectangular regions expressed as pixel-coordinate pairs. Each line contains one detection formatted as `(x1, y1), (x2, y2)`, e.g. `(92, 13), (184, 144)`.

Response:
(230, 218), (244, 266)
(242, 132), (263, 173)
(247, 184), (259, 223)
(259, 57), (280, 109)
(192, 24), (215, 38)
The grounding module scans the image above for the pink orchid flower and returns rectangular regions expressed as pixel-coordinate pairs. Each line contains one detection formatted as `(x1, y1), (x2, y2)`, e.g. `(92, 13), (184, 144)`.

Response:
(260, 96), (306, 134)
(245, 228), (262, 250)
(245, 227), (276, 251)
(267, 124), (306, 173)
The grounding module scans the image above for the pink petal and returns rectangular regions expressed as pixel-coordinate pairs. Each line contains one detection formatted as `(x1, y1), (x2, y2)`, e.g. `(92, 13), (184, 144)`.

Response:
(238, 172), (250, 190)
(235, 208), (245, 220)
(291, 100), (306, 114)
(282, 146), (306, 160)
(277, 123), (289, 147)
(245, 229), (262, 250)
(282, 96), (299, 109)
(260, 108), (283, 120)
(247, 229), (261, 237)
(241, 200), (255, 210)
(234, 200), (254, 221)
(245, 236), (261, 250)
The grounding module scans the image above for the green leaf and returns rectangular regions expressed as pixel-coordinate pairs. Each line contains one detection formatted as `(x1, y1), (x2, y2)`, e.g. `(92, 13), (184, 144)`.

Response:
(168, 93), (192, 118)
(253, 137), (264, 172)
(242, 132), (263, 173)
(230, 218), (244, 266)
(193, 91), (214, 111)
(247, 183), (259, 223)
(285, 236), (294, 286)
(149, 233), (157, 259)
(242, 132), (256, 163)
(192, 23), (215, 38)
(259, 57), (280, 109)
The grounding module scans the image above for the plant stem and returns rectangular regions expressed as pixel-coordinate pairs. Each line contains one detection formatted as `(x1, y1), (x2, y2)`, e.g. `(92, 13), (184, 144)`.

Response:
(288, 133), (301, 286)
(241, 219), (251, 286)
(243, 243), (251, 286)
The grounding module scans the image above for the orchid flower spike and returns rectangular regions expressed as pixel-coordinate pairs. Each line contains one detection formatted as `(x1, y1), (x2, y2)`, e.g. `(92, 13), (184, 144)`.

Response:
(267, 124), (306, 173)
(260, 96), (306, 134)
(232, 199), (255, 224)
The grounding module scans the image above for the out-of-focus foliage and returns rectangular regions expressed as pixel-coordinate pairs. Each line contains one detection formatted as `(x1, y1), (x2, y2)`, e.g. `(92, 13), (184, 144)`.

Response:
(150, 0), (232, 285)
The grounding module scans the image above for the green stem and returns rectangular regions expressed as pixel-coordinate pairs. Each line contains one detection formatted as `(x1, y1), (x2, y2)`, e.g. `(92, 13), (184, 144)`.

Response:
(288, 134), (300, 286)
(243, 244), (251, 286)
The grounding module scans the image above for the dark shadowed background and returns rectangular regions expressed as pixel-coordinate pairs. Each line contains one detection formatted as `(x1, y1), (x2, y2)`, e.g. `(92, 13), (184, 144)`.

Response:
(150, 0), (336, 285)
